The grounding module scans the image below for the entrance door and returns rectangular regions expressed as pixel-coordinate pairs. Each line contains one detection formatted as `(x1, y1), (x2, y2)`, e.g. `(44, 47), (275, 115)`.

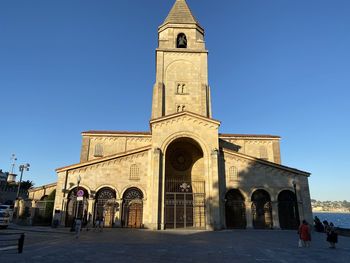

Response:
(122, 187), (144, 228)
(165, 193), (194, 229)
(127, 202), (142, 228)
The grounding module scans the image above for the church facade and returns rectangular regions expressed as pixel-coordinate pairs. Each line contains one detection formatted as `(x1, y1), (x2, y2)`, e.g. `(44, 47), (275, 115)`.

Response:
(54, 0), (312, 230)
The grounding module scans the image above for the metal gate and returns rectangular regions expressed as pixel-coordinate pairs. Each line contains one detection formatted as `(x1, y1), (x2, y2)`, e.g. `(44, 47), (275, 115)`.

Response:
(165, 180), (205, 229)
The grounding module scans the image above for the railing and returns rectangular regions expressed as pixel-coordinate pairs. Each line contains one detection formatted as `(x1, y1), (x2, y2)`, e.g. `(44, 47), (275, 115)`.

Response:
(336, 227), (350, 237)
(0, 233), (25, 254)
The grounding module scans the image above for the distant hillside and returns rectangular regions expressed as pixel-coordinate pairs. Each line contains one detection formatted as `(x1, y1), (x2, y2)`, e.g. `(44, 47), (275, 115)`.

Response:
(312, 199), (350, 213)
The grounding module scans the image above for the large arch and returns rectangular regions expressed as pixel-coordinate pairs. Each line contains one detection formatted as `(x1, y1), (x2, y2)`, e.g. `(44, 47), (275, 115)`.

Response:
(94, 187), (117, 227)
(121, 187), (144, 228)
(164, 137), (206, 229)
(65, 186), (89, 227)
(251, 189), (273, 229)
(278, 190), (299, 229)
(225, 189), (246, 229)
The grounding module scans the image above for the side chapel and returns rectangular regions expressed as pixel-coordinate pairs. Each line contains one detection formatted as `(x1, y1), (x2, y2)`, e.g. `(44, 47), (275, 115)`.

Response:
(54, 0), (312, 230)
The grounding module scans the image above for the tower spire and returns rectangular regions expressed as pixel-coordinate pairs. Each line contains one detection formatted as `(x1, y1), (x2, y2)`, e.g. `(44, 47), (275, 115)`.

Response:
(161, 0), (201, 27)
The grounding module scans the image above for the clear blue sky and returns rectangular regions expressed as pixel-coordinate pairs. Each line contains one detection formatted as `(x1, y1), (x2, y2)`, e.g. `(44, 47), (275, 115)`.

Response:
(0, 0), (349, 201)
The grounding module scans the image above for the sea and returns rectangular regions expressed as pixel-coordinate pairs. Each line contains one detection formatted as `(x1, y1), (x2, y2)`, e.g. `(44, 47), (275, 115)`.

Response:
(313, 212), (350, 229)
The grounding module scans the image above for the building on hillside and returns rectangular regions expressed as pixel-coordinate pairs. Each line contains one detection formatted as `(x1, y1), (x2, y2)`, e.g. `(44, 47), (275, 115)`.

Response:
(53, 0), (312, 230)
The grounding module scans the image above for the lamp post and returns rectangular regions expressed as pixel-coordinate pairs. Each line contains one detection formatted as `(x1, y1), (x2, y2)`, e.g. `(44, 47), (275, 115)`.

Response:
(16, 163), (30, 219)
(292, 180), (300, 227)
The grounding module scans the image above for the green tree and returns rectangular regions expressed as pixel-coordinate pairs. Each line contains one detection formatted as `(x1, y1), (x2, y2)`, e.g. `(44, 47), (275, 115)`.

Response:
(20, 180), (34, 190)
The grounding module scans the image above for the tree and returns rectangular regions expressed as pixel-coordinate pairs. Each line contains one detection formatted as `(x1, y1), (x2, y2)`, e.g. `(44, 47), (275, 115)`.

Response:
(20, 180), (34, 190)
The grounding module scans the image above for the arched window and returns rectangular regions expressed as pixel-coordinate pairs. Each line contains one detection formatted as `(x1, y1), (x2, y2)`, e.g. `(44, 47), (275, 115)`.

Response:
(228, 166), (238, 182)
(130, 164), (140, 180)
(176, 83), (186, 94)
(94, 144), (103, 157)
(177, 33), (187, 48)
(176, 104), (186, 112)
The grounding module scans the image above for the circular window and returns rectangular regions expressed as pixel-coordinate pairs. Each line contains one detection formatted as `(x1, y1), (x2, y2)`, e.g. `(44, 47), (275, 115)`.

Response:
(170, 150), (192, 171)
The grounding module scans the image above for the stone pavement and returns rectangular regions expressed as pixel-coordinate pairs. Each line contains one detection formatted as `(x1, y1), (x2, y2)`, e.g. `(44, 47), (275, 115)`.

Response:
(1, 226), (349, 263)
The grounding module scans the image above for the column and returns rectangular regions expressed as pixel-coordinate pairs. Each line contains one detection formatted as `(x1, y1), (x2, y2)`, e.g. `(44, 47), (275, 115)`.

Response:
(245, 201), (253, 229)
(209, 149), (220, 230)
(88, 197), (95, 220)
(114, 198), (122, 227)
(60, 197), (68, 226)
(271, 201), (280, 229)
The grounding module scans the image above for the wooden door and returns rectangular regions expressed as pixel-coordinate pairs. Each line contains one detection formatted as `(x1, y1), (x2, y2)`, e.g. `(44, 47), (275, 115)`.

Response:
(127, 203), (142, 228)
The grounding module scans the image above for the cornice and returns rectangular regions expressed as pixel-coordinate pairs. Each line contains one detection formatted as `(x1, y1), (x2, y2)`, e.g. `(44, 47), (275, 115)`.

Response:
(82, 131), (151, 137)
(156, 48), (208, 54)
(219, 134), (280, 140)
(221, 148), (310, 177)
(150, 111), (221, 127)
(56, 145), (151, 172)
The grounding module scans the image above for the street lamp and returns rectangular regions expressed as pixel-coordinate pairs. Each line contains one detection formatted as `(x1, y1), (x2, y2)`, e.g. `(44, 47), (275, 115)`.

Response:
(292, 180), (300, 227)
(16, 163), (30, 220)
(16, 163), (30, 200)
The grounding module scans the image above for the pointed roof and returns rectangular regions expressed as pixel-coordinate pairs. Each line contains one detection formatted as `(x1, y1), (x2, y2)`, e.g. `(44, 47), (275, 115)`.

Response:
(162, 0), (200, 26)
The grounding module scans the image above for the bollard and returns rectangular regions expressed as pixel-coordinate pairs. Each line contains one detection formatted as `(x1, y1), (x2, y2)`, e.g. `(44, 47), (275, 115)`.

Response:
(18, 233), (25, 254)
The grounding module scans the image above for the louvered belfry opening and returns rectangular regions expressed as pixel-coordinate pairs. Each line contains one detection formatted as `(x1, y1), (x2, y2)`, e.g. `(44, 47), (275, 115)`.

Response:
(164, 138), (206, 229)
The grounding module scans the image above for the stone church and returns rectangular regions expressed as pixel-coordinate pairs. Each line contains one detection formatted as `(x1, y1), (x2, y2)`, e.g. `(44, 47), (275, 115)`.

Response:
(53, 0), (312, 230)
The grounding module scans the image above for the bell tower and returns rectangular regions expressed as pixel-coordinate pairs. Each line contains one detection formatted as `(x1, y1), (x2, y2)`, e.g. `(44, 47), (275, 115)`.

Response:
(151, 0), (212, 119)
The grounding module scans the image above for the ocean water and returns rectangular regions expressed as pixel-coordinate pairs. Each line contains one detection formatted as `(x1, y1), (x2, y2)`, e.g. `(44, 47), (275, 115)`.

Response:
(313, 212), (350, 228)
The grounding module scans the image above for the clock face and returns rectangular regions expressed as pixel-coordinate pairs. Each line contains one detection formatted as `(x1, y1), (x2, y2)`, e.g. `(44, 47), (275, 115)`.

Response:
(170, 149), (192, 171)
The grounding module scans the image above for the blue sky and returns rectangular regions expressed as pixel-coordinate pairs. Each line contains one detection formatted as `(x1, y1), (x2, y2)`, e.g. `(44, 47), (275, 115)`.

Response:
(0, 0), (349, 201)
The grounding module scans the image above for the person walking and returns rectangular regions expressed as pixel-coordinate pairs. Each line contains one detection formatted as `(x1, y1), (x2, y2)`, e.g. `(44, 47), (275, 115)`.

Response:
(75, 217), (82, 238)
(298, 220), (311, 247)
(95, 212), (103, 232)
(326, 222), (338, 249)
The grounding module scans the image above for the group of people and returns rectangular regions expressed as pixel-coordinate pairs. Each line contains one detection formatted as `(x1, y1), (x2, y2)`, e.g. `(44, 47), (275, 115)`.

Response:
(297, 217), (339, 248)
(74, 210), (104, 238)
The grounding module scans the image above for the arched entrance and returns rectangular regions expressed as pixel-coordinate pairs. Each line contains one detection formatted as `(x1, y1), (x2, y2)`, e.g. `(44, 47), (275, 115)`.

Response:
(65, 187), (89, 227)
(164, 138), (206, 229)
(122, 187), (143, 228)
(225, 189), (246, 229)
(251, 189), (272, 229)
(95, 187), (117, 228)
(278, 190), (299, 229)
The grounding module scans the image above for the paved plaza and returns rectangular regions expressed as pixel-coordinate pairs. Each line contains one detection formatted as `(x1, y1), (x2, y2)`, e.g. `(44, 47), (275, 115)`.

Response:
(1, 225), (350, 263)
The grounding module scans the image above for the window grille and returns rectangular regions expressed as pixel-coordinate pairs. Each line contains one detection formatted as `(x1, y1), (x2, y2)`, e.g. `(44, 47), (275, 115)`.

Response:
(228, 166), (238, 182)
(130, 164), (140, 180)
